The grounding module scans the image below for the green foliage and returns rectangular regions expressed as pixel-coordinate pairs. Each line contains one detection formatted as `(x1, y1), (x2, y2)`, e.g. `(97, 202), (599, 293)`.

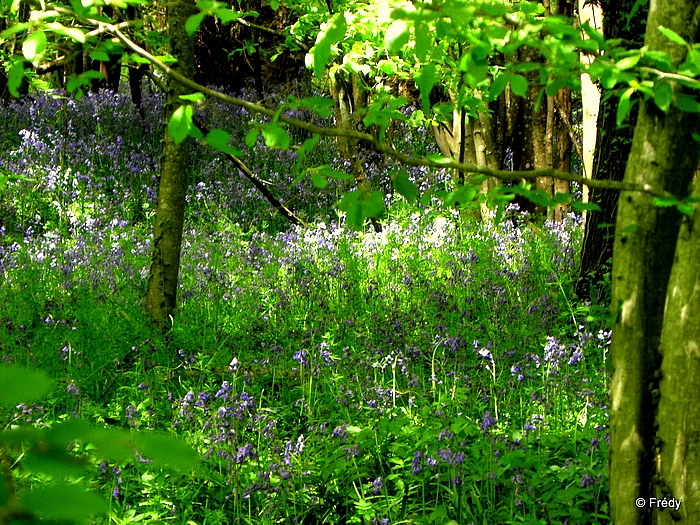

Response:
(0, 366), (198, 524)
(204, 128), (243, 156)
(311, 12), (347, 77)
(392, 170), (419, 203)
(19, 485), (109, 523)
(260, 122), (291, 149)
(0, 366), (52, 408)
(168, 105), (203, 144)
(21, 31), (47, 62)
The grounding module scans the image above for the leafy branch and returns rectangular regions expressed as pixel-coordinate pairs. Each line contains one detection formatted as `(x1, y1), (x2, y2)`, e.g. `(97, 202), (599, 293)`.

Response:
(98, 23), (675, 199)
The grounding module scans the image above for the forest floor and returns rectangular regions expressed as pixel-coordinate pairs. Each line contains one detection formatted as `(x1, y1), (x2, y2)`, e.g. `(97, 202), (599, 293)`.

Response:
(0, 90), (610, 524)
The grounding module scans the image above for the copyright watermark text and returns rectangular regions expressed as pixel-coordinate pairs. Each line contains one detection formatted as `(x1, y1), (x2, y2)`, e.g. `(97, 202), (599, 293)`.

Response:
(635, 497), (682, 511)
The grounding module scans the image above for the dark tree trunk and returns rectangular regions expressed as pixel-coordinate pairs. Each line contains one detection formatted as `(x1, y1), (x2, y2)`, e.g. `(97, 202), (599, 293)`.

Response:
(575, 0), (648, 300)
(145, 0), (197, 326)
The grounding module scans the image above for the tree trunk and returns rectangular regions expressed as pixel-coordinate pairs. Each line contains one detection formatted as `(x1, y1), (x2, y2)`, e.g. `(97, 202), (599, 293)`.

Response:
(576, 0), (648, 300)
(578, 0), (602, 185)
(609, 1), (700, 523)
(656, 175), (700, 524)
(552, 86), (572, 221)
(145, 0), (197, 326)
(330, 70), (381, 232)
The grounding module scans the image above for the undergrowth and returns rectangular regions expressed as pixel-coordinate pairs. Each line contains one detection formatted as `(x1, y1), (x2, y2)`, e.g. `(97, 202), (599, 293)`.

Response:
(0, 89), (609, 525)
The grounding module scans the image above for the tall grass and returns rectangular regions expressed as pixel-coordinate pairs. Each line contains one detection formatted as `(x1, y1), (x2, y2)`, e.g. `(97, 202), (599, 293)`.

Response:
(0, 88), (609, 524)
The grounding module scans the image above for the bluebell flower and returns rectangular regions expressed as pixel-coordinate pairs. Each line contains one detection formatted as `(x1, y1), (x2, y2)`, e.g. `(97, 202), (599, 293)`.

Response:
(412, 450), (423, 475)
(481, 411), (497, 432)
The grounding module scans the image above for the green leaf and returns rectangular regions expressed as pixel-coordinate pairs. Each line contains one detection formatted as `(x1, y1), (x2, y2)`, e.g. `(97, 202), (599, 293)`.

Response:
(385, 19), (410, 55)
(297, 96), (335, 117)
(85, 427), (138, 462)
(205, 129), (242, 156)
(19, 485), (108, 522)
(653, 81), (673, 113)
(677, 203), (695, 216)
(426, 153), (453, 165)
(346, 200), (364, 229)
(311, 172), (328, 189)
(445, 185), (477, 206)
(261, 123), (290, 149)
(377, 59), (397, 75)
(338, 191), (362, 229)
(363, 190), (385, 218)
(46, 22), (85, 43)
(245, 129), (259, 148)
(571, 201), (602, 212)
(316, 165), (352, 181)
(179, 92), (205, 102)
(415, 63), (437, 113)
(168, 105), (192, 144)
(185, 11), (206, 35)
(338, 190), (361, 212)
(23, 446), (91, 478)
(0, 22), (31, 39)
(652, 196), (679, 207)
(89, 50), (111, 62)
(22, 31), (47, 61)
(658, 26), (688, 47)
(313, 12), (347, 77)
(214, 7), (240, 23)
(489, 72), (510, 101)
(130, 52), (151, 64)
(676, 94), (700, 113)
(510, 74), (528, 98)
(616, 87), (635, 127)
(414, 21), (431, 62)
(546, 78), (568, 97)
(554, 192), (572, 204)
(270, 0), (279, 9)
(392, 171), (418, 203)
(0, 365), (52, 407)
(132, 432), (199, 472)
(616, 54), (641, 70)
(8, 59), (25, 98)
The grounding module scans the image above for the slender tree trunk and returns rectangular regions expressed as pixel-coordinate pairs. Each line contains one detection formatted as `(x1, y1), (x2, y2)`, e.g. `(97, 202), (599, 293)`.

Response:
(576, 0), (647, 299)
(578, 0), (602, 186)
(609, 1), (700, 523)
(330, 70), (381, 232)
(552, 86), (572, 221)
(145, 0), (197, 326)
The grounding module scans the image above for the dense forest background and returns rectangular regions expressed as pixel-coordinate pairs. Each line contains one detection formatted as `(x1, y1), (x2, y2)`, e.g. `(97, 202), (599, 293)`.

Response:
(1, 1), (699, 524)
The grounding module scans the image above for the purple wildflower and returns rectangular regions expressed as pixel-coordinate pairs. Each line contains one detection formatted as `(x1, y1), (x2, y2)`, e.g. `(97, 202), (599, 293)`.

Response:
(481, 411), (497, 432)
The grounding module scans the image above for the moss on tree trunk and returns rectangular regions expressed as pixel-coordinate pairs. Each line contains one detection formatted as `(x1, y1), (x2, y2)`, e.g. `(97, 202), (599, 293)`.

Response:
(145, 0), (197, 326)
(609, 2), (700, 523)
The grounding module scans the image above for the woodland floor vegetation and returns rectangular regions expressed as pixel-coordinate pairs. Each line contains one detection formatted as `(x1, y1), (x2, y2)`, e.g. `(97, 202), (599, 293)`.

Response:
(1, 89), (611, 524)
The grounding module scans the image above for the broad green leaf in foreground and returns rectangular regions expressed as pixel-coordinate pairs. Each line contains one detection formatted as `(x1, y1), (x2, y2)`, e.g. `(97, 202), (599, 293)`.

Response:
(133, 432), (200, 472)
(0, 365), (51, 408)
(19, 485), (109, 522)
(312, 12), (347, 77)
(22, 31), (46, 61)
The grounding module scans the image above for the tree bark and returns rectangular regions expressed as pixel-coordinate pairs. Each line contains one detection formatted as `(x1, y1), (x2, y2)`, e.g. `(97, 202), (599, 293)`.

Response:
(145, 0), (197, 326)
(576, 0), (648, 299)
(609, 1), (700, 523)
(656, 176), (700, 524)
(329, 70), (382, 232)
